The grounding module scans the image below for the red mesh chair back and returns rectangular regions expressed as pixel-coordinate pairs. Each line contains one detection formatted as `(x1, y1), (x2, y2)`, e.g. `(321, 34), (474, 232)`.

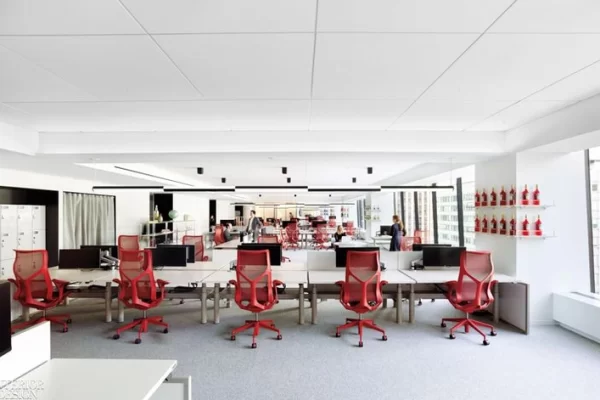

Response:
(453, 251), (495, 310)
(400, 236), (422, 251)
(118, 235), (139, 259)
(285, 225), (299, 245)
(182, 235), (206, 261)
(345, 221), (355, 236)
(214, 225), (225, 245)
(315, 226), (329, 245)
(233, 250), (275, 312)
(341, 251), (382, 313)
(117, 249), (157, 306)
(327, 220), (336, 228)
(12, 250), (52, 301)
(258, 235), (279, 244)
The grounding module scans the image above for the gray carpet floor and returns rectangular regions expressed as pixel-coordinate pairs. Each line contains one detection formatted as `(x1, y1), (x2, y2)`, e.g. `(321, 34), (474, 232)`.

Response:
(49, 296), (600, 400)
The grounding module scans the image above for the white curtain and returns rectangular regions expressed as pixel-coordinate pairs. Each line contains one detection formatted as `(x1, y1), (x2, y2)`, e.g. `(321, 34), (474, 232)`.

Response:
(63, 192), (116, 248)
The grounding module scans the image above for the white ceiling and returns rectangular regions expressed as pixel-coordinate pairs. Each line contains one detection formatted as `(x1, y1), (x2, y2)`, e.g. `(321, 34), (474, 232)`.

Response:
(0, 0), (599, 134)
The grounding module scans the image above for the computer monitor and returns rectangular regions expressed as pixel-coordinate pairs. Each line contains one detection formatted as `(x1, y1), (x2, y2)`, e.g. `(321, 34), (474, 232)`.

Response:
(80, 245), (118, 258)
(150, 247), (187, 267)
(220, 219), (235, 227)
(59, 249), (101, 269)
(412, 243), (451, 252)
(0, 282), (11, 358)
(423, 246), (466, 267)
(158, 243), (195, 263)
(379, 225), (392, 235)
(312, 220), (327, 228)
(238, 243), (282, 266)
(281, 220), (291, 228)
(335, 246), (380, 267)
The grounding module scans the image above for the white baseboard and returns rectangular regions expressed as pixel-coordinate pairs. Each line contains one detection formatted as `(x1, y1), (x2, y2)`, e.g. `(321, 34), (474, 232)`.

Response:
(553, 292), (600, 343)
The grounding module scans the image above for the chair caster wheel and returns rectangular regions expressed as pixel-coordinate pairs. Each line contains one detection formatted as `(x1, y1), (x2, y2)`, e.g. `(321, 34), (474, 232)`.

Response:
(66, 319), (72, 324)
(113, 334), (120, 340)
(449, 334), (456, 340)
(251, 343), (257, 349)
(335, 332), (341, 338)
(418, 300), (422, 306)
(483, 340), (490, 346)
(230, 335), (236, 341)
(358, 341), (363, 348)
(276, 334), (282, 340)
(271, 324), (276, 327)
(62, 327), (68, 333)
(490, 331), (497, 336)
(382, 335), (387, 341)
(179, 300), (184, 305)
(134, 338), (142, 344)
(163, 328), (168, 334)
(440, 322), (446, 328)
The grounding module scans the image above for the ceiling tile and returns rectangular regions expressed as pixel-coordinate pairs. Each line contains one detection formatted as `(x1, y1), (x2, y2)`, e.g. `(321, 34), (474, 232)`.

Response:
(0, 36), (201, 101)
(422, 34), (600, 102)
(309, 100), (410, 130)
(490, 0), (600, 33)
(467, 100), (566, 131)
(0, 0), (142, 34)
(318, 0), (512, 33)
(524, 61), (600, 102)
(154, 34), (314, 99)
(312, 33), (477, 99)
(122, 0), (316, 33)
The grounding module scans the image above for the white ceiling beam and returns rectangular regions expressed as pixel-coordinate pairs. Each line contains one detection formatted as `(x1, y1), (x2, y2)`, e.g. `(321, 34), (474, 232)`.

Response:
(0, 121), (39, 155)
(37, 130), (506, 155)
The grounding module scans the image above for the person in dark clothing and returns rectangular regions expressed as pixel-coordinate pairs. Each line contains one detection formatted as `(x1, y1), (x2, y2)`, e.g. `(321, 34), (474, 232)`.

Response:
(389, 215), (404, 251)
(331, 225), (346, 248)
(223, 223), (233, 242)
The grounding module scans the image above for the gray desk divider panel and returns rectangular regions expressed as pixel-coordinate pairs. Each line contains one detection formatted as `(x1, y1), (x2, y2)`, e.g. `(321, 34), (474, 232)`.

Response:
(499, 282), (529, 334)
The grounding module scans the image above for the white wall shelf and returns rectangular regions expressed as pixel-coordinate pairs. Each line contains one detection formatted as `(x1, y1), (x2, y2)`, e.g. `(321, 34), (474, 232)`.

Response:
(475, 204), (555, 210)
(475, 232), (556, 239)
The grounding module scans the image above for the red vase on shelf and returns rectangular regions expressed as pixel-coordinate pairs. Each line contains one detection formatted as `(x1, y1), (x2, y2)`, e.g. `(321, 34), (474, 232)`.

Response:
(534, 215), (543, 236)
(481, 215), (488, 233)
(521, 215), (530, 236)
(521, 184), (529, 206)
(532, 184), (540, 206)
(475, 190), (481, 207)
(490, 215), (498, 234)
(509, 185), (516, 206)
(509, 215), (516, 236)
(490, 188), (497, 206)
(500, 186), (507, 206)
(474, 215), (481, 232)
(499, 215), (507, 235)
(481, 189), (488, 207)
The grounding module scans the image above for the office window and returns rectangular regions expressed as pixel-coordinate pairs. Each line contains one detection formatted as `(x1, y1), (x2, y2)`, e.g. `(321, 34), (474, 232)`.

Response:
(589, 150), (600, 293)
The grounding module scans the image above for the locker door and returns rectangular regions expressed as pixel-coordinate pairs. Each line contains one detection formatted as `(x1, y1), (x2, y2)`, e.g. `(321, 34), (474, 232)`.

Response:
(0, 205), (18, 228)
(1, 258), (15, 279)
(0, 231), (17, 260)
(32, 206), (46, 230)
(16, 205), (33, 232)
(32, 230), (46, 250)
(17, 230), (33, 250)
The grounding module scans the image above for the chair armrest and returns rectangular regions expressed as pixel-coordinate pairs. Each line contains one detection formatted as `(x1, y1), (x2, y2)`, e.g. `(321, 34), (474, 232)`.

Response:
(335, 280), (345, 286)
(202, 256), (209, 261)
(156, 279), (169, 287)
(228, 279), (238, 289)
(273, 279), (284, 287)
(7, 278), (17, 286)
(444, 280), (458, 288)
(52, 279), (69, 288)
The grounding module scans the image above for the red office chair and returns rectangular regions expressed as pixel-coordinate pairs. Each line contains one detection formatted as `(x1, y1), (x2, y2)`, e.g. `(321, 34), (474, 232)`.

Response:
(327, 219), (336, 228)
(214, 225), (226, 246)
(335, 251), (388, 347)
(112, 249), (169, 344)
(118, 235), (139, 259)
(8, 250), (72, 333)
(313, 226), (329, 250)
(257, 235), (290, 262)
(283, 224), (299, 250)
(228, 250), (284, 349)
(182, 235), (209, 261)
(400, 236), (422, 251)
(441, 250), (498, 345)
(345, 221), (356, 238)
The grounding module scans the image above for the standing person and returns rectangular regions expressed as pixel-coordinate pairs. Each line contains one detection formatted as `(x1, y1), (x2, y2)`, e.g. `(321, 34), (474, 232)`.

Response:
(223, 223), (233, 242)
(389, 215), (404, 251)
(246, 210), (262, 242)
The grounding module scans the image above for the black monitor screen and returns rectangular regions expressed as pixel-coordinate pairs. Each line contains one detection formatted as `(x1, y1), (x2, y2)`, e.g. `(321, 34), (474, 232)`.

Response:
(220, 219), (235, 227)
(335, 246), (380, 267)
(158, 244), (195, 263)
(312, 220), (327, 228)
(412, 243), (451, 252)
(238, 243), (282, 266)
(81, 245), (118, 258)
(59, 249), (101, 269)
(0, 282), (11, 358)
(423, 246), (465, 267)
(150, 247), (187, 267)
(379, 225), (392, 235)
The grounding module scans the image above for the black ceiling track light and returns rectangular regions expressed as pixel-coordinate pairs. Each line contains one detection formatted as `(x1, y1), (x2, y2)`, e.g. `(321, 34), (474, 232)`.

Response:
(352, 177), (357, 183)
(282, 167), (287, 174)
(197, 167), (203, 174)
(287, 177), (291, 183)
(367, 167), (373, 174)
(221, 177), (226, 183)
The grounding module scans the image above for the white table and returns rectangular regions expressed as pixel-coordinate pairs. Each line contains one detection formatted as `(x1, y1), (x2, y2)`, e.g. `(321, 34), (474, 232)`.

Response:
(213, 238), (241, 249)
(275, 262), (306, 271)
(371, 235), (391, 245)
(2, 359), (177, 400)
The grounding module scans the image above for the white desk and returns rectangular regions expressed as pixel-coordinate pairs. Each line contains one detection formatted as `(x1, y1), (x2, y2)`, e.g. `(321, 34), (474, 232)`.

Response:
(153, 261), (228, 271)
(400, 269), (515, 284)
(371, 235), (391, 244)
(213, 239), (241, 249)
(275, 262), (306, 271)
(2, 359), (177, 400)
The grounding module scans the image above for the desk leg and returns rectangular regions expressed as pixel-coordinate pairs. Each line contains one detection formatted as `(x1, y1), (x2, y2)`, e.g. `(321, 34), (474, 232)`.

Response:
(299, 283), (305, 325)
(23, 306), (30, 322)
(214, 283), (220, 324)
(226, 283), (231, 308)
(311, 286), (317, 324)
(382, 298), (387, 309)
(118, 301), (124, 323)
(201, 283), (207, 324)
(396, 284), (402, 324)
(409, 284), (415, 323)
(493, 283), (500, 324)
(105, 282), (112, 323)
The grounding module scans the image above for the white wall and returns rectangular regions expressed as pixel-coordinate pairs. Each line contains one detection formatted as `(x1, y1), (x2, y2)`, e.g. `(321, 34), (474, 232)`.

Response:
(172, 193), (209, 235)
(216, 200), (235, 222)
(365, 192), (395, 237)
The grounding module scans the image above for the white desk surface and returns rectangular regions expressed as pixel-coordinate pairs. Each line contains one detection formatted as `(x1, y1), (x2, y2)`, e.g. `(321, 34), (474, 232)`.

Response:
(92, 269), (218, 287)
(203, 269), (308, 285)
(308, 269), (414, 284)
(399, 269), (515, 284)
(214, 239), (241, 249)
(276, 262), (306, 271)
(371, 235), (391, 241)
(6, 358), (176, 400)
(154, 261), (227, 271)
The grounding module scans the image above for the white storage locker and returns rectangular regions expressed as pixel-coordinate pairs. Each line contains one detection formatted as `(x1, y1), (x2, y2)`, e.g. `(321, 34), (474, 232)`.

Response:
(16, 205), (33, 226)
(32, 230), (46, 250)
(0, 231), (17, 260)
(16, 230), (33, 250)
(32, 206), (46, 230)
(0, 205), (17, 228)
(1, 258), (14, 279)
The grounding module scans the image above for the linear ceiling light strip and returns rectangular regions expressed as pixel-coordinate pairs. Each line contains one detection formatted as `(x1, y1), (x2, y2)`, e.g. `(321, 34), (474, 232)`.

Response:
(92, 185), (164, 190)
(164, 188), (235, 192)
(114, 166), (194, 187)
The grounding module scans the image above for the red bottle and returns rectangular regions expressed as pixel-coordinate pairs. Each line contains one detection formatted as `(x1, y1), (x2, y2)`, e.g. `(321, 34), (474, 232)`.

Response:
(481, 215), (488, 233)
(475, 190), (481, 207)
(509, 215), (516, 236)
(521, 184), (529, 206)
(490, 215), (498, 234)
(499, 215), (507, 235)
(532, 184), (540, 206)
(509, 185), (516, 206)
(481, 189), (488, 207)
(490, 188), (497, 206)
(500, 186), (507, 206)
(521, 215), (529, 236)
(474, 215), (481, 232)
(534, 215), (542, 236)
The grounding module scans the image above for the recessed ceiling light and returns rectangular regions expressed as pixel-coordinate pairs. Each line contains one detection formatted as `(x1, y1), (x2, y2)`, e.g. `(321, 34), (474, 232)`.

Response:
(352, 177), (357, 183)
(367, 167), (373, 174)
(287, 177), (291, 183)
(197, 167), (203, 174)
(282, 167), (287, 174)
(221, 177), (226, 183)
